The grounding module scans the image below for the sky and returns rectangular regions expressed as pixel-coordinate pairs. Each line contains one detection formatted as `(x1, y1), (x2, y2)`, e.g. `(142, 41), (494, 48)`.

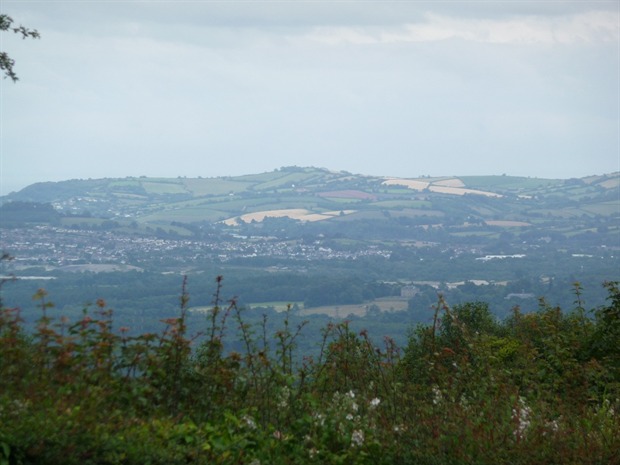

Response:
(0, 1), (618, 195)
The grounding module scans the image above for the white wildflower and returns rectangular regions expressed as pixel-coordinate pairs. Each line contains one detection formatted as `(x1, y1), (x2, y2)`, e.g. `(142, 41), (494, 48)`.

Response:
(278, 386), (290, 408)
(347, 390), (356, 399)
(346, 413), (354, 421)
(370, 397), (381, 408)
(512, 397), (531, 437)
(242, 414), (257, 430)
(351, 429), (364, 447)
(602, 399), (616, 418)
(351, 402), (358, 413)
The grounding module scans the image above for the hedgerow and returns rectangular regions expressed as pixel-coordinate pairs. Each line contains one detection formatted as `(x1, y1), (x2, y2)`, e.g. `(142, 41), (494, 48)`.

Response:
(1, 277), (618, 464)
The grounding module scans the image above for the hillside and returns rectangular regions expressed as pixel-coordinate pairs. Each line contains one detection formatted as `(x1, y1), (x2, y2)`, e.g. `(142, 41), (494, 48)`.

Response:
(2, 167), (618, 231)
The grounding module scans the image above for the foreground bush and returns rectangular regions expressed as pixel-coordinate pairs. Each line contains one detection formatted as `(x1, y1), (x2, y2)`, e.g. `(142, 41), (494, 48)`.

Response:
(0, 279), (618, 464)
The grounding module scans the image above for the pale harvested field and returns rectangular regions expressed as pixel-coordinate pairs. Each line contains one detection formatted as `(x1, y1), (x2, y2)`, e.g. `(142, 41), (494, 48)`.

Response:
(223, 209), (356, 225)
(382, 178), (501, 197)
(428, 185), (502, 198)
(382, 179), (430, 190)
(298, 210), (356, 222)
(297, 213), (331, 222)
(434, 178), (465, 188)
(245, 209), (309, 222)
(222, 209), (306, 225)
(222, 209), (309, 225)
(485, 220), (531, 227)
(599, 178), (620, 189)
(582, 175), (601, 184)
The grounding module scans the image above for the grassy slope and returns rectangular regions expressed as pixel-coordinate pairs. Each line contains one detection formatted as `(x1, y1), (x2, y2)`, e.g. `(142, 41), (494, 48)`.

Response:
(4, 168), (618, 228)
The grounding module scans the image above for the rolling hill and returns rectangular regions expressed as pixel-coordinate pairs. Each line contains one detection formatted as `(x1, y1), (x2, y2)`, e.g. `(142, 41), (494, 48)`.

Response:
(2, 167), (618, 234)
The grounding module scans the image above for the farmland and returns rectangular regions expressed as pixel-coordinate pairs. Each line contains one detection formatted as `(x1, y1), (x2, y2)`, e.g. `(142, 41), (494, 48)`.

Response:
(0, 166), (618, 332)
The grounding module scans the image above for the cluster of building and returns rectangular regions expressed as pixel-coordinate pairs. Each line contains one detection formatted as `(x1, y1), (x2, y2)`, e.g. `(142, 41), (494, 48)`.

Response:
(0, 225), (392, 271)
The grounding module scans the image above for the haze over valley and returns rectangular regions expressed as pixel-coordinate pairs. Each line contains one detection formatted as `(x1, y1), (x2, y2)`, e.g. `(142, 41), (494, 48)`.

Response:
(1, 167), (617, 345)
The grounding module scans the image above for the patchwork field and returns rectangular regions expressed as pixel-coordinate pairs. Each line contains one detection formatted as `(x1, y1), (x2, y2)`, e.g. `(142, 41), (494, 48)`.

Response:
(382, 178), (502, 198)
(5, 167), (618, 239)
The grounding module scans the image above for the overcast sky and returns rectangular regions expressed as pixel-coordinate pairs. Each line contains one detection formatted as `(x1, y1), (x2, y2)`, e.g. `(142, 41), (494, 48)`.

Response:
(0, 1), (618, 194)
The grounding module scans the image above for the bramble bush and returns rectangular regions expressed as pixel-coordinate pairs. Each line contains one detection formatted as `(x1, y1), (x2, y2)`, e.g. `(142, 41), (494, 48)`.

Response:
(0, 276), (618, 464)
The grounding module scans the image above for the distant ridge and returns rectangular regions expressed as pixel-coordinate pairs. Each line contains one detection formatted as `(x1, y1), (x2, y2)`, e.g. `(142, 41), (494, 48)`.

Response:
(1, 167), (618, 228)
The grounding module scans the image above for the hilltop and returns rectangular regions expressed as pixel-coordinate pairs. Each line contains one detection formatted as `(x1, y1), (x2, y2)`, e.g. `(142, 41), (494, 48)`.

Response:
(2, 167), (618, 232)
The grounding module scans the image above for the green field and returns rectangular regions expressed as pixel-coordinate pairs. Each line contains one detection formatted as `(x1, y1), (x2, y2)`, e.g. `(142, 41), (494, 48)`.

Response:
(138, 207), (230, 223)
(253, 171), (321, 191)
(141, 181), (189, 195)
(182, 178), (254, 196)
(580, 201), (619, 216)
(234, 171), (286, 183)
(459, 175), (561, 191)
(108, 180), (142, 188)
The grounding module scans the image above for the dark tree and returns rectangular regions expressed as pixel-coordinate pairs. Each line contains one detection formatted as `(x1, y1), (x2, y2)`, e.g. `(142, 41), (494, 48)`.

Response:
(0, 14), (40, 81)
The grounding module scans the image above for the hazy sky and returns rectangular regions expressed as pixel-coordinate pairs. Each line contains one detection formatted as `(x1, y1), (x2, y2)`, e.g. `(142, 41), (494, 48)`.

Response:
(1, 1), (618, 194)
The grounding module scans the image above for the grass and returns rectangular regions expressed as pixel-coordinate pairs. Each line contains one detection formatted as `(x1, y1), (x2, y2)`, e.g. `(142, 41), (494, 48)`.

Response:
(371, 200), (432, 209)
(580, 201), (620, 216)
(182, 178), (254, 196)
(108, 180), (142, 187)
(319, 197), (362, 204)
(60, 217), (107, 227)
(459, 175), (562, 191)
(141, 181), (189, 195)
(450, 231), (498, 238)
(253, 172), (320, 191)
(233, 171), (287, 183)
(379, 188), (414, 195)
(138, 207), (230, 223)
(330, 211), (388, 221)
